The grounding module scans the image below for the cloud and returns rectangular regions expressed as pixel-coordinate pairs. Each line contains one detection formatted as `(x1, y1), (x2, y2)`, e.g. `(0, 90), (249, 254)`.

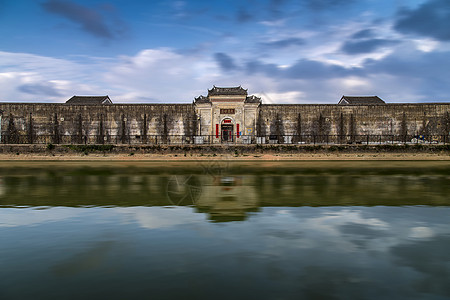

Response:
(357, 48), (450, 101)
(18, 82), (63, 97)
(304, 0), (355, 11)
(246, 60), (280, 75)
(214, 52), (238, 72)
(172, 1), (187, 19)
(363, 48), (450, 79)
(268, 0), (288, 19)
(236, 7), (253, 23)
(284, 59), (357, 79)
(394, 0), (450, 41)
(246, 58), (355, 79)
(41, 0), (127, 39)
(341, 39), (398, 54)
(103, 48), (219, 102)
(351, 29), (375, 39)
(0, 51), (106, 102)
(3, 43), (450, 104)
(255, 91), (304, 104)
(260, 37), (305, 49)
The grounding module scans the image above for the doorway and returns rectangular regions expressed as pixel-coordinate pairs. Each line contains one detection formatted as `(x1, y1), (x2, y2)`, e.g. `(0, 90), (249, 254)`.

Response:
(221, 124), (234, 142)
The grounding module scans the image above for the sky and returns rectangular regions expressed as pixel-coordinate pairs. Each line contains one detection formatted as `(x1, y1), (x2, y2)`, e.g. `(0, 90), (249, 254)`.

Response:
(1, 0), (450, 104)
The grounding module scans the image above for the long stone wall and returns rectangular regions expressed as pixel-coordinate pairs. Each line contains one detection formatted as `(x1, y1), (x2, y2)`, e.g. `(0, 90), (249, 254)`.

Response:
(0, 102), (449, 144)
(259, 103), (450, 143)
(0, 103), (196, 144)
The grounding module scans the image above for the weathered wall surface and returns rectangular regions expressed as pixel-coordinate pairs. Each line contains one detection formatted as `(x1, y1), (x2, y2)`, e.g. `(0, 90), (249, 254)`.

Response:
(0, 103), (195, 144)
(259, 104), (450, 143)
(0, 102), (449, 144)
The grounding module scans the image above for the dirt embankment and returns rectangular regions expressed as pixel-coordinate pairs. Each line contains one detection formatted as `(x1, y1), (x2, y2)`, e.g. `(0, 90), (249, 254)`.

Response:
(0, 144), (449, 161)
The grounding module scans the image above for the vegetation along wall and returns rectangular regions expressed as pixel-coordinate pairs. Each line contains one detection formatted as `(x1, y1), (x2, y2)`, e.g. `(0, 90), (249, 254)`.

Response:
(0, 102), (449, 144)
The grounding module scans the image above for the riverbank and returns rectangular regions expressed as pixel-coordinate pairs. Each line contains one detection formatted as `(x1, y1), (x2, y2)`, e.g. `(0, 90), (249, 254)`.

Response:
(0, 143), (449, 161)
(1, 152), (450, 161)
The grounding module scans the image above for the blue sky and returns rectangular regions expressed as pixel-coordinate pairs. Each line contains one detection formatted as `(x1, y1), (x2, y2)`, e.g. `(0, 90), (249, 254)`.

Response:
(1, 0), (450, 103)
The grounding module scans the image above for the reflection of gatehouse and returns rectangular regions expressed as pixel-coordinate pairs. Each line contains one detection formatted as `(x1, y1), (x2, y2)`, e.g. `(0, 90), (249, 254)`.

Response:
(195, 176), (258, 222)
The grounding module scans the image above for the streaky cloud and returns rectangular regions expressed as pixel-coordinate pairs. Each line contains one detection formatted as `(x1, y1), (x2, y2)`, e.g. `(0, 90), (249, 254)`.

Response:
(304, 0), (356, 11)
(236, 7), (253, 23)
(394, 0), (450, 41)
(246, 58), (359, 79)
(351, 29), (375, 39)
(260, 37), (305, 49)
(18, 82), (62, 97)
(41, 0), (127, 40)
(341, 39), (398, 54)
(214, 52), (238, 71)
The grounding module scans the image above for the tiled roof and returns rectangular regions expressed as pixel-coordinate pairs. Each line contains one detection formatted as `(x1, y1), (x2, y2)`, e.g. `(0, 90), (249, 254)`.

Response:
(65, 95), (112, 105)
(245, 95), (261, 103)
(195, 86), (261, 104)
(208, 86), (248, 96)
(194, 95), (211, 104)
(339, 96), (385, 105)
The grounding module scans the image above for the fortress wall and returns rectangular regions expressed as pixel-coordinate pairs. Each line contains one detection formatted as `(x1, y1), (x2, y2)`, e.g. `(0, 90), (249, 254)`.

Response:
(260, 104), (450, 137)
(0, 103), (195, 144)
(0, 102), (449, 144)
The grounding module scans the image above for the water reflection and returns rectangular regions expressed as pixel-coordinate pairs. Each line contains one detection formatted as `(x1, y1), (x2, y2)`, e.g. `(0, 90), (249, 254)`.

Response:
(196, 176), (259, 222)
(0, 168), (450, 299)
(1, 173), (449, 217)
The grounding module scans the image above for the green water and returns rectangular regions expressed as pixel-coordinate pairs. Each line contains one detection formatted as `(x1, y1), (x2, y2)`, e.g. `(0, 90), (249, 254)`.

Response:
(1, 163), (450, 299)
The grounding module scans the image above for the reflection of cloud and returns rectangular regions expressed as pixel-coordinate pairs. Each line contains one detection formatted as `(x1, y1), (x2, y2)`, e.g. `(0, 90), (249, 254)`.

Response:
(409, 226), (434, 239)
(297, 265), (366, 300)
(340, 222), (392, 248)
(0, 207), (84, 227)
(340, 222), (391, 238)
(117, 207), (204, 230)
(391, 236), (450, 297)
(258, 208), (394, 253)
(52, 241), (115, 276)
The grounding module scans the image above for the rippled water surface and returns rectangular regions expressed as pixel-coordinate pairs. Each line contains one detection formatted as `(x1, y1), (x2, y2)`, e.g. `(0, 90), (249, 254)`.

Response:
(1, 162), (450, 300)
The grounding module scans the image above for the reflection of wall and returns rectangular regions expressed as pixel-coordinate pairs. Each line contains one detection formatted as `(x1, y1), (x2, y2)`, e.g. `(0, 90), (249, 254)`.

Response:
(0, 173), (449, 209)
(0, 175), (173, 207)
(195, 176), (259, 221)
(256, 175), (450, 206)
